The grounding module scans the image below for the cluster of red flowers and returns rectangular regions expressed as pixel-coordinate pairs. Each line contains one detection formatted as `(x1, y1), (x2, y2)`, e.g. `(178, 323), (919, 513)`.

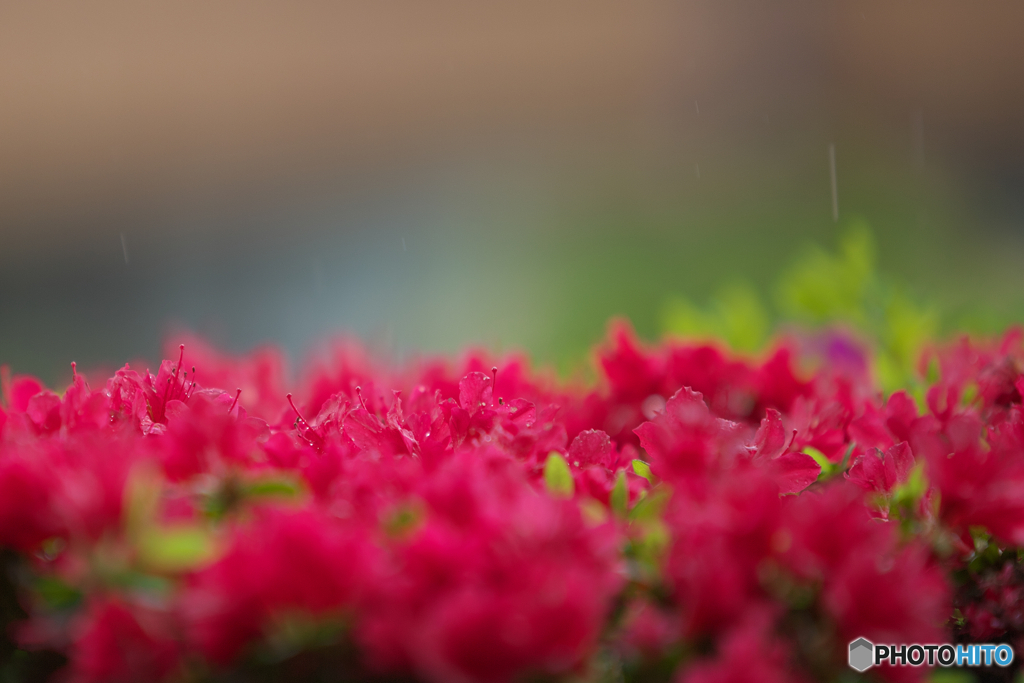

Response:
(1, 323), (1023, 682)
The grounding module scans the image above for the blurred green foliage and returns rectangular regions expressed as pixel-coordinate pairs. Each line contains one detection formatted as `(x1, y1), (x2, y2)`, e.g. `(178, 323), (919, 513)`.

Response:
(662, 283), (770, 353)
(661, 222), (940, 393)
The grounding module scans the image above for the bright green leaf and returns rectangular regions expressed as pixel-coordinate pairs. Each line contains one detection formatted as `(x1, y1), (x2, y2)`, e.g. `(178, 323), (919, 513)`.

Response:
(662, 283), (769, 352)
(543, 453), (575, 499)
(632, 459), (654, 484)
(243, 477), (304, 499)
(775, 223), (878, 327)
(713, 283), (771, 352)
(662, 297), (718, 341)
(802, 446), (831, 472)
(137, 526), (216, 572)
(893, 461), (928, 505)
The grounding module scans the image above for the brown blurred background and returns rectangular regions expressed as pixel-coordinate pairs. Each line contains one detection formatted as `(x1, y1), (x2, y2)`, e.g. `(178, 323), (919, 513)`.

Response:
(1, 0), (1023, 381)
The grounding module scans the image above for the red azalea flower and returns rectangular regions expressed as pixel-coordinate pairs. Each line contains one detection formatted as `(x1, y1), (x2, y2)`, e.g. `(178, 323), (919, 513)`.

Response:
(677, 609), (805, 683)
(182, 508), (379, 664)
(65, 598), (179, 683)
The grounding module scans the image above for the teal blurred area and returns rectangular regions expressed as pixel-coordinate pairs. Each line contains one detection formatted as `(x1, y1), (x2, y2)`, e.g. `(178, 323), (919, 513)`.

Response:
(1, 0), (1023, 383)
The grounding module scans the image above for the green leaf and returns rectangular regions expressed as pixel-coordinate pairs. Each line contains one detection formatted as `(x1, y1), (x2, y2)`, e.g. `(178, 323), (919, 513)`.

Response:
(610, 471), (629, 518)
(775, 223), (877, 326)
(33, 576), (81, 610)
(906, 462), (928, 498)
(628, 486), (672, 523)
(383, 502), (424, 537)
(960, 382), (979, 407)
(802, 446), (831, 472)
(662, 283), (769, 352)
(243, 477), (304, 499)
(632, 459), (654, 484)
(876, 289), (939, 392)
(661, 297), (718, 341)
(137, 526), (216, 572)
(892, 461), (928, 505)
(633, 519), (670, 566)
(263, 611), (348, 663)
(543, 452), (575, 499)
(714, 284), (771, 352)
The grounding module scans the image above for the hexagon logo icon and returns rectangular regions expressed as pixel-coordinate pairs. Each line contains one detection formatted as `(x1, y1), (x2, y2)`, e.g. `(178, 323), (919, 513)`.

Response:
(849, 638), (874, 672)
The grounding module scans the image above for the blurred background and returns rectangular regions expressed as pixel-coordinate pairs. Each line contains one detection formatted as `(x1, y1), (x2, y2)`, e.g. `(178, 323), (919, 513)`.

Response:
(2, 0), (1023, 384)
